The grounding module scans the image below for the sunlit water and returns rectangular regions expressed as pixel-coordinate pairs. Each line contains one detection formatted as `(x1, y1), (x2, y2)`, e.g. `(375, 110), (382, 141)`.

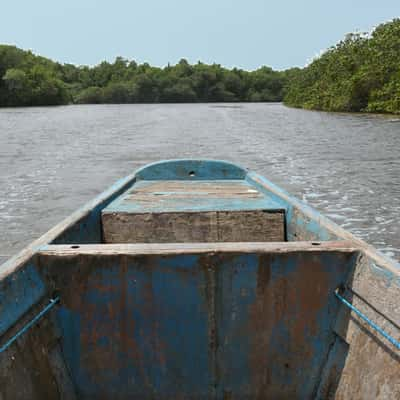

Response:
(0, 103), (399, 264)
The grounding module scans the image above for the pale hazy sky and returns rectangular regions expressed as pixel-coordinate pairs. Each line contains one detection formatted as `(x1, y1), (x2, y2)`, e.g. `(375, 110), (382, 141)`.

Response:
(1, 0), (399, 70)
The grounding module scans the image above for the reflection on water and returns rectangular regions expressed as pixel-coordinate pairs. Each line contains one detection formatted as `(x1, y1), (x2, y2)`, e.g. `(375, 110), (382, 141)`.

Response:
(0, 103), (399, 263)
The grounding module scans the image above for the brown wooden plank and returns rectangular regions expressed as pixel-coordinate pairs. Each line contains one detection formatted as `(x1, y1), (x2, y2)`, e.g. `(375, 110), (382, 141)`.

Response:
(124, 181), (264, 205)
(39, 241), (359, 257)
(102, 210), (285, 243)
(129, 181), (261, 194)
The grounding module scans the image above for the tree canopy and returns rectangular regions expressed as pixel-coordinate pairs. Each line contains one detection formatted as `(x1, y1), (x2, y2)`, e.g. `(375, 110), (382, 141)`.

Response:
(0, 47), (285, 106)
(284, 19), (400, 114)
(0, 46), (69, 106)
(1, 18), (399, 113)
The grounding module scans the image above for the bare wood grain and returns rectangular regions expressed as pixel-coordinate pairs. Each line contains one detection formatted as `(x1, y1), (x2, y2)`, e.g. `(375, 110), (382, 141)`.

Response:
(102, 210), (285, 243)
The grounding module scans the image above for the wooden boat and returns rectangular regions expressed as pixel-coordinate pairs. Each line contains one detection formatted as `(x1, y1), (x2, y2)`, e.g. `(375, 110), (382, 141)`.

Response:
(0, 159), (399, 400)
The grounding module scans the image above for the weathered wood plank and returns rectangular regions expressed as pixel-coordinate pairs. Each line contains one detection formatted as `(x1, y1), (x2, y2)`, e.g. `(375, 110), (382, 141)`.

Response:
(39, 241), (359, 256)
(215, 210), (284, 242)
(102, 210), (285, 243)
(102, 179), (284, 215)
(127, 180), (263, 195)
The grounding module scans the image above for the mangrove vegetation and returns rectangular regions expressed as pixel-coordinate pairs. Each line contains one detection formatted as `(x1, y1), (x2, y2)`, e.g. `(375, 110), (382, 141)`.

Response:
(284, 19), (400, 114)
(0, 46), (285, 106)
(0, 18), (399, 113)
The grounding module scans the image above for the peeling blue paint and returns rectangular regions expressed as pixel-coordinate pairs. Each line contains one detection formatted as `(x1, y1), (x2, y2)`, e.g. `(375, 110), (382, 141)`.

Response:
(135, 159), (248, 181)
(370, 261), (400, 287)
(1, 159), (399, 399)
(0, 263), (46, 337)
(51, 174), (137, 244)
(51, 250), (353, 399)
(56, 254), (212, 399)
(246, 172), (339, 242)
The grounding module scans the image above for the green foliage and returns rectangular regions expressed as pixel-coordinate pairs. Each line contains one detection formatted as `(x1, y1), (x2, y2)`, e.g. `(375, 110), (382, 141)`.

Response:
(161, 81), (197, 103)
(0, 45), (69, 106)
(367, 75), (400, 114)
(0, 44), (285, 106)
(284, 19), (400, 114)
(2, 19), (399, 111)
(74, 86), (104, 104)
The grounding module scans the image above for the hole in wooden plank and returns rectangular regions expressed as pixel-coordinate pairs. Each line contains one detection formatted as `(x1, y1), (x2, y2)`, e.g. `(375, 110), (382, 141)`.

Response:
(189, 171), (196, 177)
(71, 245), (80, 249)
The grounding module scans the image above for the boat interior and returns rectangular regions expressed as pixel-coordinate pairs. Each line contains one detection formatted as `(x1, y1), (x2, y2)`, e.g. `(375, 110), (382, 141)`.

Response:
(0, 160), (399, 399)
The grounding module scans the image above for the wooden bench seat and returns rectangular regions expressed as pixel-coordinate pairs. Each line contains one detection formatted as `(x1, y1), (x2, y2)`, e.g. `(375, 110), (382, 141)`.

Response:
(101, 180), (286, 243)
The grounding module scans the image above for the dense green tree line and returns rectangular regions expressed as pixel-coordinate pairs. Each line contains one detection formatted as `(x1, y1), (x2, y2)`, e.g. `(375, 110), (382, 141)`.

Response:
(2, 18), (399, 112)
(0, 46), (69, 106)
(0, 46), (285, 106)
(284, 19), (400, 114)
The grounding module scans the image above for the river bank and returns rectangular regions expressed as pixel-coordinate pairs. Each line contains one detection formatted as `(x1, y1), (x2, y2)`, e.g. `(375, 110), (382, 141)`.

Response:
(283, 103), (400, 119)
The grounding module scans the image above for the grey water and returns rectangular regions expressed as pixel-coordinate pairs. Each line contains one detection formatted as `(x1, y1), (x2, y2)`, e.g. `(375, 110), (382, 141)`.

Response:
(0, 103), (399, 264)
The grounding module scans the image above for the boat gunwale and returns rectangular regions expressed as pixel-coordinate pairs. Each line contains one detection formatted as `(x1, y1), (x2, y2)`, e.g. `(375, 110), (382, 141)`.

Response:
(0, 159), (399, 282)
(247, 171), (400, 275)
(0, 172), (138, 280)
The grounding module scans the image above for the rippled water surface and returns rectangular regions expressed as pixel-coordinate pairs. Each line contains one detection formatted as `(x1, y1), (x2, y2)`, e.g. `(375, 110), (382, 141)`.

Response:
(0, 103), (399, 263)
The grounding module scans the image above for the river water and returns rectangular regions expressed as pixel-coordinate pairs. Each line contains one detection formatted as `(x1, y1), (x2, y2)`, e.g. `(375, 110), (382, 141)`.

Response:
(0, 103), (399, 264)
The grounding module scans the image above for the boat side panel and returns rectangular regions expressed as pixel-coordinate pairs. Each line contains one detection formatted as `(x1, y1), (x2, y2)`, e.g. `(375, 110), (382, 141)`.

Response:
(39, 252), (213, 399)
(38, 247), (356, 399)
(0, 173), (139, 399)
(216, 251), (355, 399)
(0, 296), (77, 400)
(247, 172), (400, 273)
(333, 255), (400, 400)
(246, 173), (339, 242)
(246, 168), (400, 398)
(0, 262), (46, 336)
(51, 178), (137, 245)
(0, 172), (137, 282)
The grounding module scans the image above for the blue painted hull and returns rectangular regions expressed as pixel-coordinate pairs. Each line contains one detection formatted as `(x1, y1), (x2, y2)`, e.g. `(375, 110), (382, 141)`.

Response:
(0, 160), (399, 400)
